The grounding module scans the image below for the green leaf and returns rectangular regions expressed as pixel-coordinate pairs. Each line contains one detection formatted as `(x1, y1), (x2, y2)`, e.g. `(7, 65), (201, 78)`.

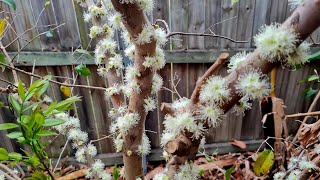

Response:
(43, 102), (57, 117)
(198, 169), (205, 176)
(8, 152), (22, 160)
(304, 88), (318, 99)
(9, 95), (21, 112)
(0, 52), (6, 72)
(6, 131), (23, 139)
(1, 0), (16, 10)
(25, 171), (49, 180)
(225, 165), (235, 180)
(0, 148), (8, 161)
(44, 1), (50, 8)
(75, 64), (91, 76)
(43, 119), (65, 127)
(18, 80), (25, 101)
(113, 164), (119, 180)
(307, 75), (319, 82)
(0, 123), (18, 130)
(46, 29), (53, 38)
(75, 49), (93, 58)
(54, 96), (81, 111)
(253, 149), (274, 177)
(308, 51), (320, 62)
(37, 130), (57, 136)
(35, 113), (45, 127)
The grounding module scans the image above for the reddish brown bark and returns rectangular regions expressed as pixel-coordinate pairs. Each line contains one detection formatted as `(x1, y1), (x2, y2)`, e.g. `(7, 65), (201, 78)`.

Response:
(163, 0), (320, 176)
(111, 1), (156, 179)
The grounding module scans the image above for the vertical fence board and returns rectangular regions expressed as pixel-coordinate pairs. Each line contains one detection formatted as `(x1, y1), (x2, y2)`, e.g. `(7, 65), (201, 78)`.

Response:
(204, 0), (222, 49)
(10, 1), (41, 51)
(169, 0), (189, 50)
(220, 0), (239, 49)
(29, 0), (62, 51)
(188, 0), (205, 49)
(51, 0), (81, 51)
(0, 4), (19, 51)
(236, 0), (255, 48)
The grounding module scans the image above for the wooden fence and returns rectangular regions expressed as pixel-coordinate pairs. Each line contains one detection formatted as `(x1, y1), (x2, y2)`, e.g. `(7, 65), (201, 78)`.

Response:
(0, 0), (320, 164)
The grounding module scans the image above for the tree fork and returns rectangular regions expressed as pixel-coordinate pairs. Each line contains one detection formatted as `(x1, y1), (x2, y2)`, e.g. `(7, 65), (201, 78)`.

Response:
(163, 0), (320, 176)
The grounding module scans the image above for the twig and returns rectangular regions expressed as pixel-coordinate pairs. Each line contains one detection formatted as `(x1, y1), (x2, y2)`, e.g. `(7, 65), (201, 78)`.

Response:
(0, 77), (17, 87)
(289, 91), (320, 150)
(154, 19), (170, 34)
(286, 111), (320, 118)
(0, 164), (21, 180)
(11, 23), (65, 61)
(90, 134), (113, 143)
(167, 32), (248, 43)
(54, 139), (69, 173)
(202, 16), (237, 34)
(0, 61), (107, 91)
(0, 41), (18, 83)
(190, 53), (229, 104)
(30, 59), (36, 86)
(0, 169), (15, 180)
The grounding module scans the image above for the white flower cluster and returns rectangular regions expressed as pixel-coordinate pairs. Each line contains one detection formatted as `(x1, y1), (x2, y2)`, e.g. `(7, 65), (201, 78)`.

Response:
(153, 169), (170, 180)
(199, 76), (230, 105)
(254, 23), (310, 66)
(174, 162), (199, 180)
(236, 69), (270, 100)
(110, 111), (140, 152)
(137, 133), (151, 155)
(0, 175), (5, 180)
(86, 159), (111, 180)
(228, 51), (250, 72)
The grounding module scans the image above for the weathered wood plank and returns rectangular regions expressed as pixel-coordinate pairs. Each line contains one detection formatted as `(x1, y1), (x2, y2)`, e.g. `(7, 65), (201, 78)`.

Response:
(251, 0), (272, 46)
(270, 0), (288, 23)
(29, 0), (62, 51)
(169, 0), (189, 50)
(236, 0), (255, 48)
(51, 0), (81, 51)
(10, 0), (41, 51)
(188, 0), (205, 49)
(204, 0), (222, 49)
(220, 0), (239, 49)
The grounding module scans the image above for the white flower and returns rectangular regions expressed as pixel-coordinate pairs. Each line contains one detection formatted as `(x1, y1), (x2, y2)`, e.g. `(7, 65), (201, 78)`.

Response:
(273, 172), (285, 180)
(99, 171), (112, 180)
(143, 56), (156, 68)
(164, 112), (197, 135)
(83, 12), (92, 22)
(197, 105), (223, 128)
(254, 24), (298, 61)
(144, 96), (156, 112)
(102, 24), (115, 39)
(191, 123), (206, 140)
(109, 12), (122, 29)
(124, 44), (135, 60)
(160, 131), (175, 147)
(88, 5), (106, 17)
(287, 169), (301, 180)
(154, 27), (167, 46)
(96, 39), (117, 55)
(288, 157), (299, 169)
(174, 163), (199, 180)
(75, 148), (86, 163)
(199, 76), (230, 105)
(125, 65), (140, 83)
(116, 113), (140, 135)
(153, 47), (166, 70)
(122, 30), (132, 47)
(288, 0), (304, 11)
(85, 168), (93, 179)
(97, 67), (108, 78)
(136, 24), (154, 45)
(228, 51), (250, 72)
(104, 85), (121, 99)
(287, 42), (310, 66)
(137, 0), (154, 14)
(43, 95), (53, 103)
(316, 148), (320, 154)
(113, 137), (124, 152)
(236, 69), (270, 99)
(0, 175), (5, 180)
(13, 168), (19, 174)
(299, 159), (316, 170)
(108, 54), (124, 75)
(91, 159), (105, 173)
(232, 96), (252, 116)
(137, 133), (151, 155)
(68, 129), (88, 146)
(152, 73), (163, 95)
(199, 137), (206, 150)
(89, 26), (104, 38)
(154, 172), (170, 180)
(86, 144), (97, 157)
(172, 97), (190, 110)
